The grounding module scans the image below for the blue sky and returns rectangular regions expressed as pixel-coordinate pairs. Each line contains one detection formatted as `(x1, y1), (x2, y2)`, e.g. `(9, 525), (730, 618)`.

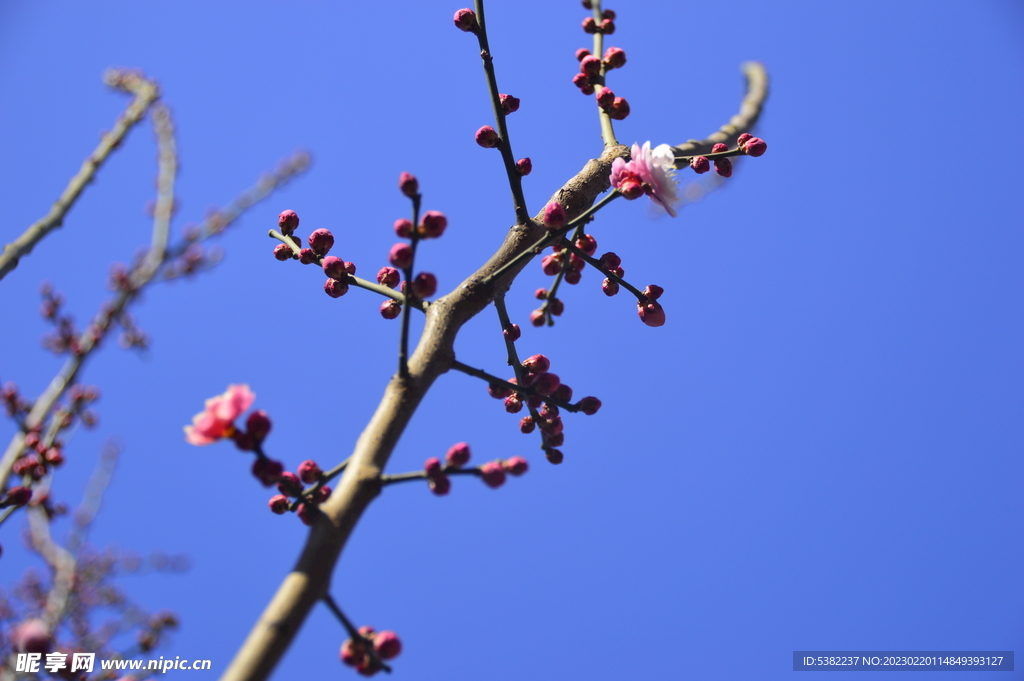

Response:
(1, 1), (1022, 679)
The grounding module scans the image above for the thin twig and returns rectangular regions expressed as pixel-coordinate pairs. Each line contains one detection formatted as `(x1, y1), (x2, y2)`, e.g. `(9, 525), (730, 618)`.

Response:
(0, 70), (160, 281)
(472, 0), (529, 225)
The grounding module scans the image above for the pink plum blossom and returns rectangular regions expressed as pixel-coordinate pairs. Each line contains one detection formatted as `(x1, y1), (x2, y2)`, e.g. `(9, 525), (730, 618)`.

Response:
(609, 142), (681, 217)
(184, 384), (255, 445)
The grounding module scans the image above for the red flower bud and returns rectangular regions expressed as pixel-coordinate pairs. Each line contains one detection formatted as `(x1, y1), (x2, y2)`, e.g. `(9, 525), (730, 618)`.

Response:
(398, 172), (418, 198)
(523, 354), (551, 373)
(417, 210), (448, 239)
(576, 234), (597, 255)
(341, 639), (366, 667)
(429, 474), (451, 495)
(374, 631), (402, 660)
(712, 143), (729, 153)
(503, 323), (521, 341)
(246, 410), (272, 441)
(273, 243), (294, 260)
(446, 442), (471, 468)
(596, 87), (615, 110)
(516, 157), (532, 176)
(545, 448), (564, 464)
(541, 254), (562, 276)
(582, 16), (597, 33)
(393, 218), (413, 238)
(530, 309), (545, 327)
(298, 460), (322, 484)
(377, 266), (400, 288)
(308, 228), (334, 256)
(480, 461), (506, 488)
(690, 156), (710, 174)
(575, 48), (591, 61)
(475, 125), (499, 148)
(278, 210), (299, 235)
(297, 503), (318, 525)
(322, 256), (347, 280)
(252, 458), (284, 487)
(644, 284), (664, 300)
(499, 94), (520, 115)
(504, 394), (524, 413)
(600, 18), (615, 34)
(324, 278), (349, 298)
(411, 272), (437, 298)
(298, 248), (318, 264)
(268, 495), (289, 514)
(603, 46), (626, 69)
(572, 73), (591, 89)
(736, 133), (753, 147)
(638, 300), (666, 326)
(3, 486), (32, 507)
(389, 243), (413, 269)
(277, 471), (303, 497)
(608, 97), (630, 120)
(578, 396), (602, 415)
(424, 457), (443, 477)
(580, 55), (601, 77)
(543, 201), (566, 230)
(380, 299), (402, 319)
(488, 382), (513, 399)
(519, 416), (536, 433)
(714, 157), (733, 178)
(534, 373), (561, 396)
(553, 383), (573, 402)
(743, 136), (767, 157)
(453, 8), (478, 31)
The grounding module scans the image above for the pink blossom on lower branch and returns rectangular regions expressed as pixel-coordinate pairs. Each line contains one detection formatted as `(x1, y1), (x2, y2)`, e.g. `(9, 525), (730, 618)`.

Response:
(183, 384), (255, 445)
(609, 142), (680, 217)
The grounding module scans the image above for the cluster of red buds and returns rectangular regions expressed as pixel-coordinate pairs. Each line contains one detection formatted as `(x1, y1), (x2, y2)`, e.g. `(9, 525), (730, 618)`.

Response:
(386, 172), (444, 318)
(340, 626), (402, 676)
(229, 409), (272, 453)
(39, 282), (86, 356)
(687, 134), (769, 178)
(11, 427), (66, 481)
(266, 458), (332, 526)
(572, 46), (629, 120)
(1, 381), (31, 418)
(423, 443), (528, 495)
(485, 354), (601, 463)
(272, 210), (357, 299)
(581, 4), (616, 34)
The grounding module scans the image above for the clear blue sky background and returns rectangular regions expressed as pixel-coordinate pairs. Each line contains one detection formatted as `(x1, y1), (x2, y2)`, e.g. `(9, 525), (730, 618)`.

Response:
(1, 1), (1021, 679)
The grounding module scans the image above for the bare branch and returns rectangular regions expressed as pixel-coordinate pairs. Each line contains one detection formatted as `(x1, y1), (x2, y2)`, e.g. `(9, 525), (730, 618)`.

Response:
(0, 70), (160, 282)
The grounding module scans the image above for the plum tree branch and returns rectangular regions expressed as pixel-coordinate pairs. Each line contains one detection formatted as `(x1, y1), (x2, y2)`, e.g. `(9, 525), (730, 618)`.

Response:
(221, 60), (769, 681)
(0, 70), (160, 282)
